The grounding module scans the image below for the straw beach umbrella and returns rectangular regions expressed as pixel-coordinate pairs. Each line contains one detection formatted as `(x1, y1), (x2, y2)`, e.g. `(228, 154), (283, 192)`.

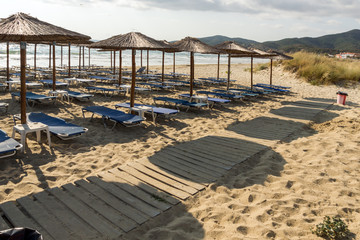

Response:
(215, 41), (255, 90)
(171, 37), (219, 96)
(0, 12), (91, 124)
(90, 32), (172, 107)
(266, 50), (293, 85)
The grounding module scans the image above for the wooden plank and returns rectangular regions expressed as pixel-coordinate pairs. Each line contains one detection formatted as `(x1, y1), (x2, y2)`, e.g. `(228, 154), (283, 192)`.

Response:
(212, 135), (270, 151)
(87, 176), (161, 217)
(98, 172), (172, 211)
(176, 143), (239, 166)
(0, 202), (54, 240)
(17, 197), (74, 240)
(152, 154), (216, 182)
(120, 165), (191, 200)
(147, 157), (211, 185)
(48, 187), (123, 239)
(140, 159), (206, 191)
(156, 151), (221, 180)
(33, 191), (99, 239)
(75, 179), (148, 225)
(109, 168), (180, 205)
(62, 183), (137, 232)
(128, 162), (198, 195)
(0, 214), (11, 230)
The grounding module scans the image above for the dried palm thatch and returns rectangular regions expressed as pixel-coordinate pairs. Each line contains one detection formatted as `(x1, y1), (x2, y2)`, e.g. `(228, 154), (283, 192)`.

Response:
(215, 41), (254, 54)
(267, 50), (293, 60)
(89, 32), (172, 51)
(0, 12), (91, 42)
(171, 37), (218, 54)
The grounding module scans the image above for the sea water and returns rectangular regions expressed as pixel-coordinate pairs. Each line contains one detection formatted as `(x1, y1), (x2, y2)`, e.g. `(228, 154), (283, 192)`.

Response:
(0, 43), (268, 69)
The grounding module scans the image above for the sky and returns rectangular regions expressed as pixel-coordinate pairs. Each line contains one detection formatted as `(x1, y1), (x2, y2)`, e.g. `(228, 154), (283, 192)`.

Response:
(1, 0), (359, 43)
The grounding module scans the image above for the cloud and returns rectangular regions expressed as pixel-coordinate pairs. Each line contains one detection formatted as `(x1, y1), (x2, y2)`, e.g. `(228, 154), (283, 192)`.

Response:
(40, 0), (360, 18)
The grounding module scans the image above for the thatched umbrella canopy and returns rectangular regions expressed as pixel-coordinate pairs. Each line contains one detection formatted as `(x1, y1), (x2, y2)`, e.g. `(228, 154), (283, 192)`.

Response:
(171, 37), (219, 96)
(0, 12), (91, 124)
(266, 50), (292, 85)
(89, 32), (172, 107)
(215, 41), (255, 90)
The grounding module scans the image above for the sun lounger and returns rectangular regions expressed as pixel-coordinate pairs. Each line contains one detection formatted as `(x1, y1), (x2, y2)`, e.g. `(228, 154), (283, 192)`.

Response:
(115, 102), (179, 122)
(85, 86), (125, 97)
(0, 103), (9, 113)
(11, 92), (56, 107)
(89, 75), (118, 83)
(253, 84), (290, 93)
(196, 90), (244, 100)
(67, 90), (93, 101)
(13, 112), (88, 140)
(153, 96), (208, 112)
(113, 84), (150, 94)
(229, 87), (271, 95)
(0, 129), (22, 158)
(137, 82), (173, 90)
(6, 78), (42, 91)
(63, 78), (95, 86)
(39, 79), (69, 88)
(214, 89), (259, 97)
(256, 83), (291, 89)
(82, 106), (144, 128)
(179, 93), (230, 108)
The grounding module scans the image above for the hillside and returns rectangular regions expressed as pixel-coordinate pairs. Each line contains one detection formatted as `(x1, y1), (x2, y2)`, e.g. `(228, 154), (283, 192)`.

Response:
(198, 29), (360, 53)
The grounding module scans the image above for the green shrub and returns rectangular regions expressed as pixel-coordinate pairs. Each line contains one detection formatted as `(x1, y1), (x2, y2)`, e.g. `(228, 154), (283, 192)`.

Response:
(311, 216), (350, 240)
(282, 51), (360, 85)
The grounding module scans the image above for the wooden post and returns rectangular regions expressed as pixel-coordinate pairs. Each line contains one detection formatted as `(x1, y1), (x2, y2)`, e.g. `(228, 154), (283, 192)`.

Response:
(162, 51), (165, 85)
(140, 50), (143, 68)
(227, 53), (231, 91)
(60, 46), (63, 67)
(34, 44), (37, 79)
(52, 42), (56, 91)
(82, 46), (85, 69)
(68, 43), (71, 77)
(6, 42), (9, 83)
(110, 51), (112, 69)
(49, 44), (51, 68)
(173, 52), (176, 74)
(88, 47), (91, 68)
(78, 46), (81, 70)
(270, 59), (273, 85)
(251, 56), (253, 90)
(217, 53), (220, 80)
(118, 50), (122, 85)
(113, 50), (116, 75)
(146, 50), (149, 74)
(20, 41), (27, 124)
(190, 52), (194, 96)
(130, 49), (136, 107)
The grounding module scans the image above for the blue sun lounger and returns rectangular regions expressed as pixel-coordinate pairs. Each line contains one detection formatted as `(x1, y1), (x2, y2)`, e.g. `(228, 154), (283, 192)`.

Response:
(0, 129), (22, 158)
(253, 84), (290, 93)
(82, 106), (144, 128)
(256, 83), (291, 89)
(179, 93), (230, 108)
(89, 75), (117, 83)
(11, 92), (56, 107)
(85, 86), (125, 97)
(196, 90), (244, 100)
(67, 90), (93, 101)
(153, 96), (208, 112)
(39, 80), (69, 88)
(115, 102), (179, 122)
(14, 112), (88, 140)
(214, 89), (259, 97)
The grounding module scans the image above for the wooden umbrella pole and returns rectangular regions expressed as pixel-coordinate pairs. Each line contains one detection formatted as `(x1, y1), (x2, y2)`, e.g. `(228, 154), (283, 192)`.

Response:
(140, 50), (143, 68)
(270, 59), (273, 85)
(68, 43), (71, 77)
(49, 44), (51, 68)
(190, 52), (194, 96)
(217, 53), (220, 80)
(251, 56), (253, 90)
(61, 46), (63, 67)
(227, 53), (231, 91)
(6, 42), (9, 83)
(82, 46), (85, 69)
(173, 52), (175, 74)
(78, 46), (81, 70)
(130, 49), (136, 107)
(88, 47), (90, 68)
(110, 51), (112, 69)
(113, 50), (116, 75)
(118, 50), (122, 85)
(52, 42), (56, 91)
(34, 44), (37, 79)
(20, 41), (27, 124)
(146, 50), (149, 74)
(162, 51), (165, 85)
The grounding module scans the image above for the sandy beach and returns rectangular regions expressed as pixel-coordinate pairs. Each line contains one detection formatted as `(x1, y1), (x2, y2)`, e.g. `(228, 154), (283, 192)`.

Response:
(0, 63), (359, 239)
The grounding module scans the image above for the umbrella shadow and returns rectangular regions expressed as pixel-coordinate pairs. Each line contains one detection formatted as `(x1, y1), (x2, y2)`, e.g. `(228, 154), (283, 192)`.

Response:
(269, 106), (339, 122)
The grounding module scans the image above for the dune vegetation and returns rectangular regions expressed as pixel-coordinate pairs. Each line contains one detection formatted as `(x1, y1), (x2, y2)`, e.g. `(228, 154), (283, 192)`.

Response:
(282, 51), (360, 85)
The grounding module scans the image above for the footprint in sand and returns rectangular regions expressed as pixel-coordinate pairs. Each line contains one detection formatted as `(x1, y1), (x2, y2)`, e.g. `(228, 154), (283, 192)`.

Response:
(236, 226), (248, 235)
(46, 166), (57, 172)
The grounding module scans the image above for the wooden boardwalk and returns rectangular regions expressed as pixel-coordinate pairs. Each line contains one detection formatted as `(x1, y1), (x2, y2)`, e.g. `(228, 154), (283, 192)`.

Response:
(0, 99), (333, 239)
